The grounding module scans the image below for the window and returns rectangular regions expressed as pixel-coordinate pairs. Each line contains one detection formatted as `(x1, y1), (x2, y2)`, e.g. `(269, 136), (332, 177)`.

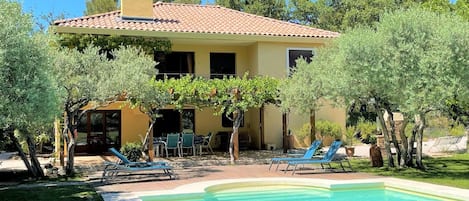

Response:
(154, 51), (194, 79)
(210, 53), (235, 79)
(287, 48), (315, 76)
(153, 109), (195, 137)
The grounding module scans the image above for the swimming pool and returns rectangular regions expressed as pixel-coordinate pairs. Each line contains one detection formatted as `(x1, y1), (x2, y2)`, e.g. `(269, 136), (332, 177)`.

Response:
(138, 179), (458, 201)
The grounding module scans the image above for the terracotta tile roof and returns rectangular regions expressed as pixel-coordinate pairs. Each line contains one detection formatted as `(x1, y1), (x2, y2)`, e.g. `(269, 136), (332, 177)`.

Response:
(53, 2), (339, 38)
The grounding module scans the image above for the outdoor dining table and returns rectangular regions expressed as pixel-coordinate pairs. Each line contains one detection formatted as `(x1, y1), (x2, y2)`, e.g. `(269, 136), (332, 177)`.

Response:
(153, 134), (205, 157)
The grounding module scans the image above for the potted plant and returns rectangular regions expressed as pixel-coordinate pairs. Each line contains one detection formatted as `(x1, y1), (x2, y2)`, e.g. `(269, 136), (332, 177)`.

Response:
(344, 126), (356, 157)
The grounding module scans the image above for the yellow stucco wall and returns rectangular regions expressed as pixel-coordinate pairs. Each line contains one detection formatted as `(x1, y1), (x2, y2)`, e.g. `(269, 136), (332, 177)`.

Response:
(79, 40), (345, 150)
(254, 42), (346, 149)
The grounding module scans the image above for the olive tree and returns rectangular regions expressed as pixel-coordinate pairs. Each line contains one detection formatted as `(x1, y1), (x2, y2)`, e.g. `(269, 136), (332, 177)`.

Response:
(52, 46), (156, 175)
(306, 8), (469, 169)
(0, 0), (60, 177)
(279, 58), (335, 146)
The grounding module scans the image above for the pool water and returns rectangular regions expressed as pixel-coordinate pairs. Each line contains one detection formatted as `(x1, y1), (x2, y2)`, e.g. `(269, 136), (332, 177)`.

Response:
(141, 185), (445, 201)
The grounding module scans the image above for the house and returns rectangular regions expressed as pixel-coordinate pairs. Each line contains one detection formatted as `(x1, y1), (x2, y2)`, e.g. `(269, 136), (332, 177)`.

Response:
(53, 0), (345, 154)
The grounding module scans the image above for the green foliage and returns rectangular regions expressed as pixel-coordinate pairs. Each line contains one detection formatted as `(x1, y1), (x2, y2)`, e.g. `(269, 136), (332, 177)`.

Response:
(449, 123), (465, 136)
(315, 8), (469, 119)
(0, 0), (60, 131)
(120, 142), (143, 162)
(356, 119), (376, 140)
(216, 0), (288, 20)
(279, 58), (330, 115)
(85, 0), (118, 15)
(421, 0), (452, 14)
(53, 45), (157, 109)
(454, 0), (469, 21)
(344, 126), (355, 146)
(289, 0), (399, 32)
(293, 123), (311, 142)
(156, 74), (279, 116)
(57, 34), (171, 55)
(316, 120), (342, 139)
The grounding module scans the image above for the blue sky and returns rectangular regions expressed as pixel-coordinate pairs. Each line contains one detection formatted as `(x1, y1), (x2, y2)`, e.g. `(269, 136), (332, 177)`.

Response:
(21, 0), (86, 28)
(22, 0), (86, 19)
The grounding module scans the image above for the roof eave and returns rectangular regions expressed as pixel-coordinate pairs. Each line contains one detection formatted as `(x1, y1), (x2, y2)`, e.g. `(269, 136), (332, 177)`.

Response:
(53, 26), (335, 44)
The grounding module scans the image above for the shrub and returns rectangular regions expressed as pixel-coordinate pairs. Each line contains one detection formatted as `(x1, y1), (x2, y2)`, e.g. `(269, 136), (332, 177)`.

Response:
(120, 142), (143, 162)
(316, 120), (343, 140)
(294, 123), (311, 141)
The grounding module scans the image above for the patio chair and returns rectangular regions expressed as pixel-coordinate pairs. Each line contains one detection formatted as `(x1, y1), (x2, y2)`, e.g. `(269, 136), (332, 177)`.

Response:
(101, 148), (175, 182)
(199, 132), (214, 155)
(285, 140), (352, 175)
(165, 133), (182, 157)
(269, 140), (322, 171)
(181, 133), (196, 156)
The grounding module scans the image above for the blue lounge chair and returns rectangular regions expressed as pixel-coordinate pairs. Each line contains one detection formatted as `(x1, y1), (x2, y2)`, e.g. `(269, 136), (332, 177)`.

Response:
(269, 140), (322, 171)
(101, 148), (175, 182)
(285, 140), (352, 175)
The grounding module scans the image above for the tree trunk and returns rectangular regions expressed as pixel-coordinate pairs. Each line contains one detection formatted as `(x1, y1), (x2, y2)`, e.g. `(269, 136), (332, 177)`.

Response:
(26, 135), (44, 177)
(377, 109), (395, 167)
(65, 129), (76, 175)
(8, 131), (37, 177)
(63, 112), (76, 176)
(142, 118), (156, 161)
(310, 109), (316, 144)
(229, 110), (242, 164)
(405, 124), (418, 167)
(415, 114), (425, 170)
(385, 108), (401, 166)
(398, 119), (409, 167)
(282, 113), (288, 153)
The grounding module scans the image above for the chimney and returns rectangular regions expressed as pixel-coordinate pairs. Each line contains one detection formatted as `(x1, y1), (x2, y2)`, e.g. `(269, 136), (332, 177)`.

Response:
(121, 0), (154, 20)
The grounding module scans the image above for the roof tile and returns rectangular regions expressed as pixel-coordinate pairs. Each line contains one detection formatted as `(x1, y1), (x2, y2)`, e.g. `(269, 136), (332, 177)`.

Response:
(54, 2), (339, 38)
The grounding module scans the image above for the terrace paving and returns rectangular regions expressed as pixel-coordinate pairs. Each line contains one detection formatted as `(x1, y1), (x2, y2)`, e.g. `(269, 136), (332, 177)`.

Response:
(0, 136), (467, 200)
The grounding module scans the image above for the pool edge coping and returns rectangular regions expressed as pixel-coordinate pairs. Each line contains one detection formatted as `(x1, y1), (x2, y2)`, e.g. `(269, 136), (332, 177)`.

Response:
(101, 177), (469, 201)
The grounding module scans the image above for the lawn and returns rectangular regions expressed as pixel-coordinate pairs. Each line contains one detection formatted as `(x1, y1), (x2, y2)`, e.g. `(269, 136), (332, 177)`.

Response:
(349, 153), (469, 189)
(0, 184), (103, 201)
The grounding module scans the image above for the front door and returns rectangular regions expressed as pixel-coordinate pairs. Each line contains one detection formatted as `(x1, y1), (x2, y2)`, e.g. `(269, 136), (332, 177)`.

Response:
(76, 110), (121, 154)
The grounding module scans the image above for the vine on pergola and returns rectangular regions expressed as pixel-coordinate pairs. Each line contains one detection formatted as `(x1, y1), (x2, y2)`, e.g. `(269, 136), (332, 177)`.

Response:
(145, 74), (279, 163)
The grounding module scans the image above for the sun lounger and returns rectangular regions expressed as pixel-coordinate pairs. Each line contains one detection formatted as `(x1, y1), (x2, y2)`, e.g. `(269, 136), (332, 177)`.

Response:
(428, 136), (464, 152)
(101, 148), (175, 182)
(285, 140), (352, 175)
(269, 140), (322, 171)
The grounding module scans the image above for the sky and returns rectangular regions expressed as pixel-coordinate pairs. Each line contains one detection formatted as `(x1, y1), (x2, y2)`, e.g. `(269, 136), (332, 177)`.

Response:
(22, 0), (86, 19)
(21, 0), (86, 29)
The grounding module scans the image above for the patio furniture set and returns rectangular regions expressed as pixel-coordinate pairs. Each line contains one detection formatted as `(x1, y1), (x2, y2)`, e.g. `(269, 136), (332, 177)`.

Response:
(101, 138), (352, 182)
(153, 132), (214, 158)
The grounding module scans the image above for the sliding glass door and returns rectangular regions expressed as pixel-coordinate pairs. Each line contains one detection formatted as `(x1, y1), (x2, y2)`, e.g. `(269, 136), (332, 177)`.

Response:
(76, 110), (121, 154)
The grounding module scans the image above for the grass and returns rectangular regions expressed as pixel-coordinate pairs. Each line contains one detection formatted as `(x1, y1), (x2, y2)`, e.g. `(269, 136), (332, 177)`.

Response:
(348, 153), (469, 189)
(0, 170), (100, 201)
(0, 184), (103, 201)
